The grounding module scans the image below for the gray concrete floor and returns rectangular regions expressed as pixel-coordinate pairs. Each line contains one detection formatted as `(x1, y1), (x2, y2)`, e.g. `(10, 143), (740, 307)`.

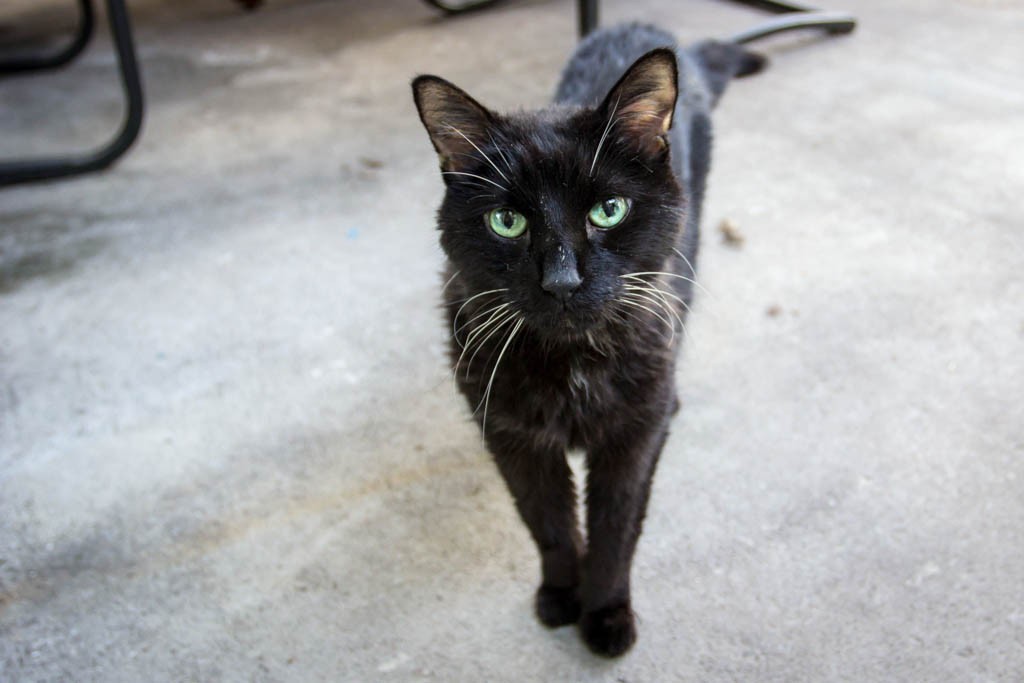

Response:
(1, 0), (1022, 680)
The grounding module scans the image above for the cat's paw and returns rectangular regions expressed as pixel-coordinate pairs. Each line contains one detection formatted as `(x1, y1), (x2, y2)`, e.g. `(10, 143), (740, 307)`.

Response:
(535, 585), (581, 627)
(579, 604), (637, 657)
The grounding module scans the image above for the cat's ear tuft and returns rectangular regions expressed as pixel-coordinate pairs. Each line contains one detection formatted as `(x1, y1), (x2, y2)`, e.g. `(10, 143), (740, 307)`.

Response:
(412, 75), (496, 174)
(598, 48), (679, 159)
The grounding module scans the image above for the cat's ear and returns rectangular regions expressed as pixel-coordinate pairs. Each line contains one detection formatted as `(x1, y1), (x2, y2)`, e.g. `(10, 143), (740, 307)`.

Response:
(412, 75), (496, 174)
(597, 48), (679, 159)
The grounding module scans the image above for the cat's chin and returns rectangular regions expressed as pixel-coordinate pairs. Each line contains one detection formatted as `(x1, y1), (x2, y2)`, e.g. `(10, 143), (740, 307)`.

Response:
(527, 311), (609, 345)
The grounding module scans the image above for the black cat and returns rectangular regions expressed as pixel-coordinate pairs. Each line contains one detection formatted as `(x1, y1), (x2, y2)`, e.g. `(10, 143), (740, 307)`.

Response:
(412, 23), (763, 657)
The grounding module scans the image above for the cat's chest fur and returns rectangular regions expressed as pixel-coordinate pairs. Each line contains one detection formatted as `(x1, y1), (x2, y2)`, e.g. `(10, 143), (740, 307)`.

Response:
(449, 309), (676, 449)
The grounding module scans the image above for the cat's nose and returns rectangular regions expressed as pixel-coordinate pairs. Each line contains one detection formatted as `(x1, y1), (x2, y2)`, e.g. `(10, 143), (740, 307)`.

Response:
(542, 268), (582, 303)
(541, 248), (582, 304)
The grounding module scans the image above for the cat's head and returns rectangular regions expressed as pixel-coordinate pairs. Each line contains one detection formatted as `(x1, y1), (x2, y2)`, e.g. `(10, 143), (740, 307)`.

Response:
(413, 49), (685, 342)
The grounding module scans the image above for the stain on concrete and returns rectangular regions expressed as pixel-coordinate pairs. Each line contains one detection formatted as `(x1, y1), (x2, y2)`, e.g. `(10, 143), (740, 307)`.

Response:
(0, 211), (110, 294)
(0, 238), (107, 294)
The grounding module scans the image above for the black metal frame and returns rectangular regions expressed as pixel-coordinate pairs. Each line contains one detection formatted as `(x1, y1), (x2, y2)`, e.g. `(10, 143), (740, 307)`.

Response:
(0, 0), (144, 188)
(419, 0), (854, 40)
(725, 0), (854, 42)
(1, 0), (95, 73)
(578, 0), (855, 39)
(729, 11), (853, 43)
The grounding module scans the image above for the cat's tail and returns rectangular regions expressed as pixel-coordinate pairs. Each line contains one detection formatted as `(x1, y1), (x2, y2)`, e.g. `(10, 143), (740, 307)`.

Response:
(696, 8), (857, 103)
(692, 40), (767, 104)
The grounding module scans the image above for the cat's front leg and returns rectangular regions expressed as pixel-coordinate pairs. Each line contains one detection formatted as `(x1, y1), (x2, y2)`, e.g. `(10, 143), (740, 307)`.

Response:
(579, 420), (670, 657)
(485, 427), (584, 628)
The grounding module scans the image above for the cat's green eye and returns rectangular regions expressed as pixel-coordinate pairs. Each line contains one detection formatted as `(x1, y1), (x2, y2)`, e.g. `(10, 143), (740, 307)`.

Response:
(588, 197), (631, 229)
(487, 208), (528, 239)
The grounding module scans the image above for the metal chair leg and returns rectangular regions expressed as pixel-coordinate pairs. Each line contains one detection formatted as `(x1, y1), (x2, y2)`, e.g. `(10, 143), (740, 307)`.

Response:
(0, 0), (94, 74)
(730, 11), (854, 43)
(579, 0), (598, 38)
(725, 0), (820, 12)
(0, 0), (144, 188)
(721, 0), (855, 42)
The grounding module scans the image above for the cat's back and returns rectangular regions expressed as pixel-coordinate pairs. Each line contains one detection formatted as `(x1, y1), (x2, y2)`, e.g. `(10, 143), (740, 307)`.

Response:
(554, 24), (712, 113)
(556, 24), (678, 107)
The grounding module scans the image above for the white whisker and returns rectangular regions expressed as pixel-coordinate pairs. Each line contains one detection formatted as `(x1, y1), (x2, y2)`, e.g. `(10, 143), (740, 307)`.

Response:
(621, 270), (713, 303)
(670, 248), (713, 300)
(620, 293), (673, 329)
(590, 94), (621, 178)
(445, 124), (510, 184)
(455, 309), (515, 380)
(487, 132), (514, 174)
(625, 288), (686, 343)
(450, 179), (498, 193)
(440, 269), (462, 295)
(463, 310), (519, 380)
(617, 297), (673, 344)
(610, 301), (651, 334)
(441, 171), (509, 192)
(463, 305), (514, 348)
(452, 288), (507, 339)
(480, 317), (523, 440)
(454, 301), (510, 340)
(622, 278), (692, 315)
(623, 282), (688, 309)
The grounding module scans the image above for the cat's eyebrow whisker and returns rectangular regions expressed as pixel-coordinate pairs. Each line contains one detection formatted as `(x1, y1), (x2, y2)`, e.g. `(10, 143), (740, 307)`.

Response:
(453, 178), (497, 192)
(441, 171), (509, 193)
(590, 94), (621, 178)
(487, 131), (515, 175)
(444, 125), (511, 185)
(479, 317), (524, 440)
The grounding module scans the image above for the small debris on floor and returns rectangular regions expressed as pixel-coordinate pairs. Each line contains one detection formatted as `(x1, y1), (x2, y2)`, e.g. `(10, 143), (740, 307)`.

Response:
(718, 218), (744, 247)
(359, 157), (385, 169)
(766, 304), (782, 317)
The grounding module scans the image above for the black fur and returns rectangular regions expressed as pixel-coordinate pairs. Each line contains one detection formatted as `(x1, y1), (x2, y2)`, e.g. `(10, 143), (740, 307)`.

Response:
(412, 24), (761, 657)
